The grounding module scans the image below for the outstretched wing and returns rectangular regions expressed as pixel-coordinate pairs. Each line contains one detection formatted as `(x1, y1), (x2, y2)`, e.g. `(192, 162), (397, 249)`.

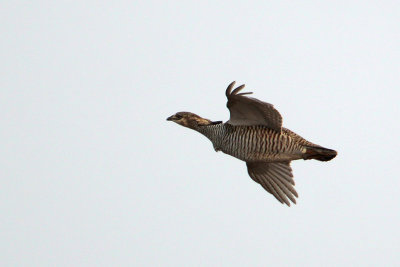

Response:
(246, 161), (298, 206)
(225, 81), (282, 132)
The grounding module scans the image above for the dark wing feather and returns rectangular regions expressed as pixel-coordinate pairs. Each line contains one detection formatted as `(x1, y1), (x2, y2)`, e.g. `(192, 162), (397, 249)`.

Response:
(246, 161), (298, 206)
(225, 81), (282, 132)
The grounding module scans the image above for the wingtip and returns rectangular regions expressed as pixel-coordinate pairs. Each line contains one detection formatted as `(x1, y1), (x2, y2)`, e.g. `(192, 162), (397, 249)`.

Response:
(225, 81), (252, 98)
(237, 92), (253, 96)
(231, 84), (245, 95)
(283, 197), (297, 207)
(226, 81), (236, 97)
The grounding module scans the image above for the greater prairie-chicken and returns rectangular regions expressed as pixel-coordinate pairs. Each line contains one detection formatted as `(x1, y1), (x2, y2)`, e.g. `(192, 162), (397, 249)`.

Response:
(167, 81), (337, 206)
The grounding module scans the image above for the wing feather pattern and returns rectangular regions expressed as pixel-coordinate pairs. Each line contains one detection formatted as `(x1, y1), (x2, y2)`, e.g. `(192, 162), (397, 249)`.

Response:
(246, 161), (297, 206)
(225, 81), (283, 132)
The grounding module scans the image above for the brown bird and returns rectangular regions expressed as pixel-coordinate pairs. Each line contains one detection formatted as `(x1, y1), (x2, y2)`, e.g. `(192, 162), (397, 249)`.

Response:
(167, 81), (337, 206)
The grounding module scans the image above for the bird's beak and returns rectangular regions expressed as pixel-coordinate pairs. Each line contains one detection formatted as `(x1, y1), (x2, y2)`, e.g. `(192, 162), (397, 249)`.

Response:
(166, 115), (174, 121)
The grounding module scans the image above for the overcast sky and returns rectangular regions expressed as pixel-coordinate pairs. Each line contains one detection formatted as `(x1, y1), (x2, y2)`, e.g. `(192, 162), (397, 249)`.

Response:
(1, 1), (400, 266)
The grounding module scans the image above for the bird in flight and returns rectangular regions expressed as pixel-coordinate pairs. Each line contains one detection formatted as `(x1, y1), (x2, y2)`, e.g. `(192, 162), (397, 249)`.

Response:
(167, 81), (337, 206)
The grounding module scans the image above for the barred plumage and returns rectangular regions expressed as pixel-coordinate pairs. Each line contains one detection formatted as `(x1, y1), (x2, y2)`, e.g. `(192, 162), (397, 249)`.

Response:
(167, 81), (337, 206)
(198, 125), (309, 162)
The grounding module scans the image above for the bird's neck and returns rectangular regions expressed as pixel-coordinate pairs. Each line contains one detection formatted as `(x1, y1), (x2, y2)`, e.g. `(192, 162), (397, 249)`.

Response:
(196, 123), (225, 143)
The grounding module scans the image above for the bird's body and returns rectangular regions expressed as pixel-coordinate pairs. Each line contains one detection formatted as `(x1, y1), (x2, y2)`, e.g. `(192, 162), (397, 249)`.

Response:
(199, 124), (311, 162)
(167, 82), (337, 206)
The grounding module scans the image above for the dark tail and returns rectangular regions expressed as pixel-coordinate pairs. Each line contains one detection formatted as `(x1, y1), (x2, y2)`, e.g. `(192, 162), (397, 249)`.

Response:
(304, 146), (337, 161)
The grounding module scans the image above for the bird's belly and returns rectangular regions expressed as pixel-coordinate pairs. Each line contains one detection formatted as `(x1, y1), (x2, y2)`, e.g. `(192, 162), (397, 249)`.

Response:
(220, 131), (304, 162)
(221, 147), (301, 162)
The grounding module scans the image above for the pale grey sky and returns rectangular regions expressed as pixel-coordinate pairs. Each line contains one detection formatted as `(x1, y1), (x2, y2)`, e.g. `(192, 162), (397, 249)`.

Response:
(1, 1), (400, 266)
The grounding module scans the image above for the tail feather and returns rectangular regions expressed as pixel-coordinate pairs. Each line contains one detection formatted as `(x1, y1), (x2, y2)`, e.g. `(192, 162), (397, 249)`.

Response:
(304, 146), (337, 161)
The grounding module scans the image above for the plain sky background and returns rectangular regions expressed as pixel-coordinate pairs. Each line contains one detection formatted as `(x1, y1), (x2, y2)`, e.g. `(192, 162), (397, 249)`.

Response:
(1, 1), (400, 266)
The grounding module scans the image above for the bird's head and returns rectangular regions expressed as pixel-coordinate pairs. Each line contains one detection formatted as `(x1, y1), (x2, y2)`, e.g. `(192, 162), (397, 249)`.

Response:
(167, 112), (220, 129)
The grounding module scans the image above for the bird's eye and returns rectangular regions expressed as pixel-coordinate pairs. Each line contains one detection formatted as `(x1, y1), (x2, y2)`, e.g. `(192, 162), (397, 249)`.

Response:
(175, 114), (182, 119)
